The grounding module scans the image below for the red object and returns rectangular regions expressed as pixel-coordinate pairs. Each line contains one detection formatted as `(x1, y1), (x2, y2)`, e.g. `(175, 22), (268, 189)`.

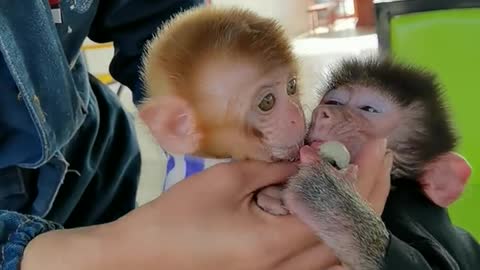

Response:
(48, 0), (60, 6)
(354, 0), (375, 27)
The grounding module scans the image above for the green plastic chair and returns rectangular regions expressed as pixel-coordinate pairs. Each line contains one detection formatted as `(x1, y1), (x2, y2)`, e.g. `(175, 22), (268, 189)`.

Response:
(375, 0), (480, 240)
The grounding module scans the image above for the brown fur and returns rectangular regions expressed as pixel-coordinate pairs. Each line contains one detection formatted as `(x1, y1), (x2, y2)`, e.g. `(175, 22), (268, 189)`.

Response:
(141, 6), (297, 99)
(140, 6), (300, 159)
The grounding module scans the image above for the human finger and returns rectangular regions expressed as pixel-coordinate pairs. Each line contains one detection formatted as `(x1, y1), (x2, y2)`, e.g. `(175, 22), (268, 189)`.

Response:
(226, 160), (298, 193)
(275, 243), (340, 270)
(254, 213), (322, 260)
(176, 160), (296, 199)
(326, 266), (345, 270)
(353, 138), (387, 197)
(368, 151), (393, 214)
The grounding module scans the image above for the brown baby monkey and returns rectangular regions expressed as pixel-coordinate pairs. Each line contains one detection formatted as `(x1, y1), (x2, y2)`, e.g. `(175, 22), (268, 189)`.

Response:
(283, 56), (472, 270)
(138, 6), (306, 192)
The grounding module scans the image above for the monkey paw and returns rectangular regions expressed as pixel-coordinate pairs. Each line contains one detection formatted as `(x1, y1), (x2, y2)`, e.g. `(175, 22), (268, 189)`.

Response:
(256, 185), (290, 216)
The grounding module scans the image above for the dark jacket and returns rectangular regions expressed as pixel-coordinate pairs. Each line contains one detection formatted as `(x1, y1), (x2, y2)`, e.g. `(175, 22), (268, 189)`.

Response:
(0, 0), (201, 269)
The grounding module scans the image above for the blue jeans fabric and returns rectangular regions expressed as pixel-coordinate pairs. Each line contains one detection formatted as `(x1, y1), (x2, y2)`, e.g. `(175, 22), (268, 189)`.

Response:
(0, 0), (202, 269)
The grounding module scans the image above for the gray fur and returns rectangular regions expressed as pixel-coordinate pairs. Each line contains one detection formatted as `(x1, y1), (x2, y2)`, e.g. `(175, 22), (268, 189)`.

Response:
(285, 162), (389, 270)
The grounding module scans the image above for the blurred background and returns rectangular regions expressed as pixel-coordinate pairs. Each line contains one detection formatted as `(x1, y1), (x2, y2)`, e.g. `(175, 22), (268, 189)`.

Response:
(81, 0), (480, 239)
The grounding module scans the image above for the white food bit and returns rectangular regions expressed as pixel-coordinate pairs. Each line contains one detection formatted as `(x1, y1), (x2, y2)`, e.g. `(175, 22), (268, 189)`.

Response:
(318, 141), (350, 169)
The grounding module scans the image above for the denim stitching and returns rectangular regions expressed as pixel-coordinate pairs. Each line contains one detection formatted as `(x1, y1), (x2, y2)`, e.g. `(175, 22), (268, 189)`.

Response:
(0, 38), (49, 169)
(1, 214), (30, 270)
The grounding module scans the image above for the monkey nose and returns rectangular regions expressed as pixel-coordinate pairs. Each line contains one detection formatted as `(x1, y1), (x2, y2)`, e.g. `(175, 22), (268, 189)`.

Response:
(289, 118), (304, 133)
(320, 109), (331, 119)
(314, 107), (332, 123)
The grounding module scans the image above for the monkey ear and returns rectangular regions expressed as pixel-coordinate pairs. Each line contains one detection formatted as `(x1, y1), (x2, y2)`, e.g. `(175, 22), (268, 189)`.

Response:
(420, 152), (472, 208)
(138, 96), (201, 155)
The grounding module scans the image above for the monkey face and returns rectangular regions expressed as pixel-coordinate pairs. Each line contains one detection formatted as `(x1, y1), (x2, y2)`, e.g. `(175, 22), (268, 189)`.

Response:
(307, 85), (401, 162)
(190, 60), (306, 161)
(245, 67), (307, 161)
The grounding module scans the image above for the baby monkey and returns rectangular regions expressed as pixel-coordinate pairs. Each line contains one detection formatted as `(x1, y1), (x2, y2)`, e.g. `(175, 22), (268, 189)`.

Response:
(284, 56), (472, 270)
(138, 6), (306, 190)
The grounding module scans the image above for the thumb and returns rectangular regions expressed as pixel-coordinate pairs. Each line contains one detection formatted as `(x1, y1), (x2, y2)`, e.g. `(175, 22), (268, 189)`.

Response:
(354, 138), (388, 197)
(368, 151), (393, 215)
(228, 160), (299, 194)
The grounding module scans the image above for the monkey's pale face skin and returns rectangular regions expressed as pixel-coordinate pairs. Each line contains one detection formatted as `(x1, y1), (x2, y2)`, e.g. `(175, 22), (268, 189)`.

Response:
(194, 59), (306, 161)
(307, 85), (402, 162)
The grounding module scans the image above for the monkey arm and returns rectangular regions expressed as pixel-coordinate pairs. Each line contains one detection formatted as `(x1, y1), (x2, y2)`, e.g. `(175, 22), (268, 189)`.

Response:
(285, 164), (390, 270)
(87, 0), (203, 104)
(381, 181), (480, 270)
(285, 165), (480, 270)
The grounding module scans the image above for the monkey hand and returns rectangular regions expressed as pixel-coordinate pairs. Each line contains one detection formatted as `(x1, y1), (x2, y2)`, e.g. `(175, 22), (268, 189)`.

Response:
(283, 139), (393, 270)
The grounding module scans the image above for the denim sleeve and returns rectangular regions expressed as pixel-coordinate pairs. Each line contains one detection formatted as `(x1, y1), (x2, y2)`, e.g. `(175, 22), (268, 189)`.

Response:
(87, 0), (203, 104)
(0, 210), (63, 270)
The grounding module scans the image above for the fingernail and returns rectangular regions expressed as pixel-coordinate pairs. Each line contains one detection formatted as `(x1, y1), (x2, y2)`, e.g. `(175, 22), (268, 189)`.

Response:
(385, 151), (394, 168)
(345, 164), (358, 180)
(373, 138), (388, 156)
(381, 138), (388, 149)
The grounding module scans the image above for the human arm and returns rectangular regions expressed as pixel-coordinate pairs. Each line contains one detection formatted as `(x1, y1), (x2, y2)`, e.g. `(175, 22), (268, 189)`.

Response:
(88, 0), (203, 104)
(0, 211), (63, 270)
(19, 161), (340, 270)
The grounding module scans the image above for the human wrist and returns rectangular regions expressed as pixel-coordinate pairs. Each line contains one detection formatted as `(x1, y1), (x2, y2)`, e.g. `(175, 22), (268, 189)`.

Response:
(20, 221), (128, 270)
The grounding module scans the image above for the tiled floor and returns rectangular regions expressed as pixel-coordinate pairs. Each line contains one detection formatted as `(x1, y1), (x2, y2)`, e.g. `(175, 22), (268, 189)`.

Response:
(111, 21), (378, 205)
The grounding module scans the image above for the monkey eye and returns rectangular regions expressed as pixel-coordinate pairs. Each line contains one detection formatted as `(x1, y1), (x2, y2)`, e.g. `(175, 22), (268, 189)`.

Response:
(360, 106), (379, 113)
(324, 100), (343, 106)
(287, 78), (297, 95)
(258, 93), (276, 112)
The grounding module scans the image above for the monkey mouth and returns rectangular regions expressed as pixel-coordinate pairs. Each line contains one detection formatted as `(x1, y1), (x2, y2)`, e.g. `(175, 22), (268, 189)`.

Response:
(271, 150), (300, 162)
(270, 141), (304, 162)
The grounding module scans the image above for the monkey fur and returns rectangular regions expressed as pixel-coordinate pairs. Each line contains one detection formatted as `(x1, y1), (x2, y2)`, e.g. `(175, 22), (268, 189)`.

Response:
(138, 6), (307, 213)
(320, 56), (456, 180)
(139, 5), (306, 163)
(284, 56), (471, 270)
(138, 7), (471, 269)
(286, 158), (389, 270)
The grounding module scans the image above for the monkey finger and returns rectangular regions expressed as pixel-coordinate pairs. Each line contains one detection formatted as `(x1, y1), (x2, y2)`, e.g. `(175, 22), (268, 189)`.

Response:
(367, 151), (393, 215)
(275, 243), (340, 270)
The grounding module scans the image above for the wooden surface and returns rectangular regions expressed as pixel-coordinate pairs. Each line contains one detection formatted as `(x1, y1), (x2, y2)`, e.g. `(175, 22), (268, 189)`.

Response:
(354, 0), (375, 27)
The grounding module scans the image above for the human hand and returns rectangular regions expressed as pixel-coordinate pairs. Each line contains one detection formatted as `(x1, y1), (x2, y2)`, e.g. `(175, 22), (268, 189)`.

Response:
(294, 138), (392, 215)
(283, 138), (393, 269)
(22, 160), (341, 270)
(256, 138), (393, 218)
(350, 138), (393, 215)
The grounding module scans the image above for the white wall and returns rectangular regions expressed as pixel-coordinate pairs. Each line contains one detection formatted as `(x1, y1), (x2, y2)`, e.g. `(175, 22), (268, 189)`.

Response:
(82, 38), (114, 77)
(211, 0), (311, 38)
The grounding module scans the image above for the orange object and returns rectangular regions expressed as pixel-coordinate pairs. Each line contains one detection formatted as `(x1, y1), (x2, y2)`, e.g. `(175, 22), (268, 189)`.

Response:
(354, 0), (375, 27)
